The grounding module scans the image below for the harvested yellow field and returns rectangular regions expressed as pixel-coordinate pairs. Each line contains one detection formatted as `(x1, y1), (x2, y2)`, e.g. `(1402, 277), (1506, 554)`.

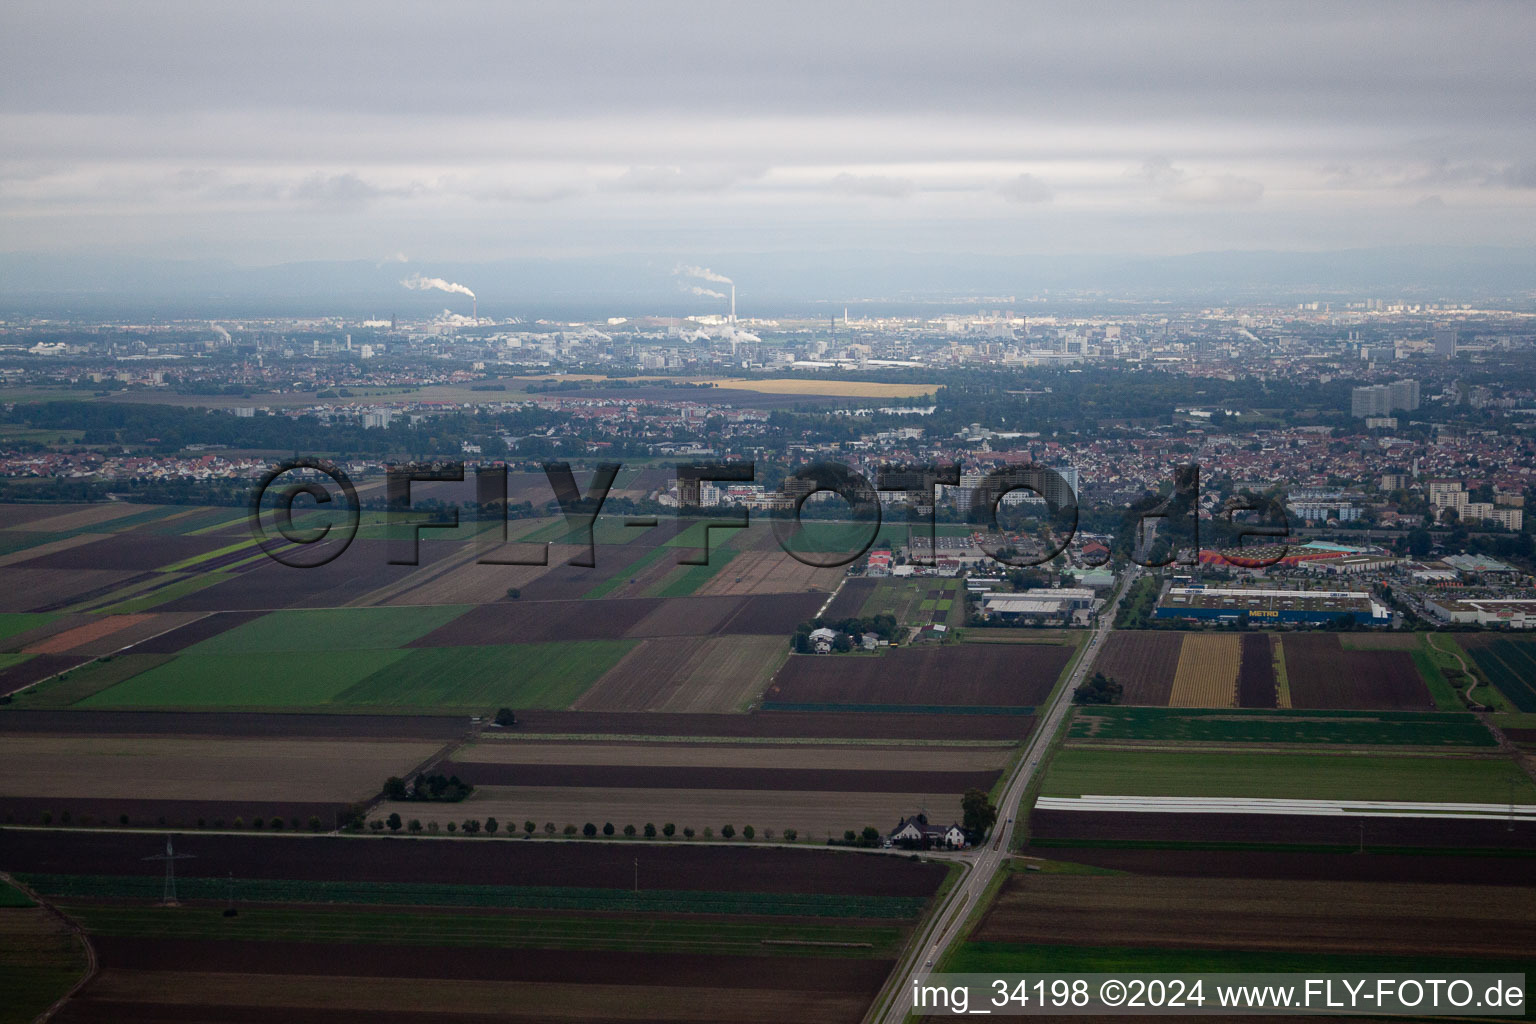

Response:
(1168, 634), (1240, 707)
(713, 378), (938, 398)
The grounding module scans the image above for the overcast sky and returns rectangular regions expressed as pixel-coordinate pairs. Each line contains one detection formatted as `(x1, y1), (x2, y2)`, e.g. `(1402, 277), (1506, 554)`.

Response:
(3, 0), (1534, 266)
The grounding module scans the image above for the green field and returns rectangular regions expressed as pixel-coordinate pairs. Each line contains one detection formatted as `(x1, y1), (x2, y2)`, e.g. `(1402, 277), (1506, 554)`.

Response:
(0, 881), (34, 908)
(77, 649), (411, 707)
(860, 579), (942, 625)
(1068, 707), (1496, 747)
(21, 874), (925, 919)
(9, 654), (174, 708)
(522, 515), (654, 546)
(582, 541), (675, 599)
(0, 905), (85, 1024)
(188, 605), (470, 654)
(652, 549), (739, 597)
(93, 571), (233, 615)
(1040, 748), (1536, 804)
(332, 641), (634, 709)
(0, 613), (57, 643)
(1463, 638), (1536, 713)
(64, 904), (904, 958)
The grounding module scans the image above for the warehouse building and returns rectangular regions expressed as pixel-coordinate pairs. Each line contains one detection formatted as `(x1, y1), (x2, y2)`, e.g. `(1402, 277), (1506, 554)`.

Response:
(1155, 585), (1390, 626)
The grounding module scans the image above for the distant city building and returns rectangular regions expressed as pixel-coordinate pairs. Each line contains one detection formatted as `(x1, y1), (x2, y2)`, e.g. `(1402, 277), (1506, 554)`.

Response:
(1350, 379), (1419, 418)
(1434, 328), (1459, 357)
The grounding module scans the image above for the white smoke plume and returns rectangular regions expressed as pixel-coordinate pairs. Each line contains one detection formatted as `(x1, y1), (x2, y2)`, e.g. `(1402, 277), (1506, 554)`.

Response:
(402, 273), (475, 299)
(208, 322), (231, 342)
(687, 285), (726, 299)
(675, 264), (731, 285)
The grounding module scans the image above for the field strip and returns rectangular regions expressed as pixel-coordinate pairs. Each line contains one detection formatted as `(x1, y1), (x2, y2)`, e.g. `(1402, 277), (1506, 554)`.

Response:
(0, 532), (105, 568)
(1036, 795), (1536, 818)
(1168, 633), (1239, 708)
(352, 539), (488, 607)
(473, 733), (1014, 747)
(453, 740), (1014, 771)
(156, 537), (263, 573)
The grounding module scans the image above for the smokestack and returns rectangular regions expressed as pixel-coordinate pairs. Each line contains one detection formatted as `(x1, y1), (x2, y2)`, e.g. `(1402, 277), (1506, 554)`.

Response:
(473, 296), (477, 322)
(730, 284), (736, 323)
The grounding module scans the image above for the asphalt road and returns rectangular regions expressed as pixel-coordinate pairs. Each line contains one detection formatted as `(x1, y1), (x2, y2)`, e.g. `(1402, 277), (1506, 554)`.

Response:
(874, 569), (1138, 1024)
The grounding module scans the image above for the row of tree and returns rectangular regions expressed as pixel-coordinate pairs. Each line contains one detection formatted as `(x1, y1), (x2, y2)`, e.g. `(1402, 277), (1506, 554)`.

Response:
(374, 816), (800, 842)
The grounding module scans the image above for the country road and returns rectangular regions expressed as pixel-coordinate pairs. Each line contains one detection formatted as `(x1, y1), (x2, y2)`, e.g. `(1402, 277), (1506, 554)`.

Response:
(873, 569), (1138, 1024)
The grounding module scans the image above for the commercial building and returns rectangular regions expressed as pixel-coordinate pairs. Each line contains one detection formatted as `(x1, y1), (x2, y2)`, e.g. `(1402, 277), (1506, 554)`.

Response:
(1423, 597), (1536, 629)
(1155, 585), (1390, 626)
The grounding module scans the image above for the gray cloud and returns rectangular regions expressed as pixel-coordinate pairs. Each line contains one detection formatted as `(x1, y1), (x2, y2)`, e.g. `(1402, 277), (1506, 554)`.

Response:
(997, 173), (1053, 204)
(0, 1), (1533, 262)
(828, 172), (916, 199)
(611, 164), (767, 193)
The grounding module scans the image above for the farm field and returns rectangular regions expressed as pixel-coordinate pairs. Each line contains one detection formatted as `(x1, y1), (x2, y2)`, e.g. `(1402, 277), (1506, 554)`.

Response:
(1092, 631), (1181, 704)
(1281, 634), (1434, 710)
(1167, 634), (1239, 707)
(183, 605), (471, 653)
(0, 901), (89, 1024)
(454, 740), (1014, 772)
(0, 830), (945, 1024)
(1459, 636), (1536, 712)
(970, 871), (1536, 959)
(1067, 706), (1497, 747)
(331, 640), (635, 709)
(947, 862), (1536, 980)
(766, 641), (1073, 710)
(497, 709), (1037, 741)
(0, 735), (438, 809)
(1028, 806), (1536, 849)
(1236, 633), (1277, 708)
(74, 649), (411, 707)
(694, 549), (844, 597)
(1038, 747), (1536, 803)
(575, 635), (788, 712)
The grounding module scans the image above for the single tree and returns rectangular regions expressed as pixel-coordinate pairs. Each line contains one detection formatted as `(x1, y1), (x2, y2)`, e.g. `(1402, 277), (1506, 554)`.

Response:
(683, 826), (695, 839)
(623, 824), (636, 837)
(525, 820), (537, 836)
(485, 817), (498, 834)
(783, 828), (798, 842)
(583, 822), (598, 837)
(602, 822), (615, 836)
(720, 824), (736, 839)
(408, 819), (422, 833)
(742, 825), (755, 840)
(643, 823), (657, 838)
(494, 707), (517, 727)
(961, 788), (998, 838)
(663, 822), (676, 837)
(386, 812), (402, 832)
(447, 821), (457, 833)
